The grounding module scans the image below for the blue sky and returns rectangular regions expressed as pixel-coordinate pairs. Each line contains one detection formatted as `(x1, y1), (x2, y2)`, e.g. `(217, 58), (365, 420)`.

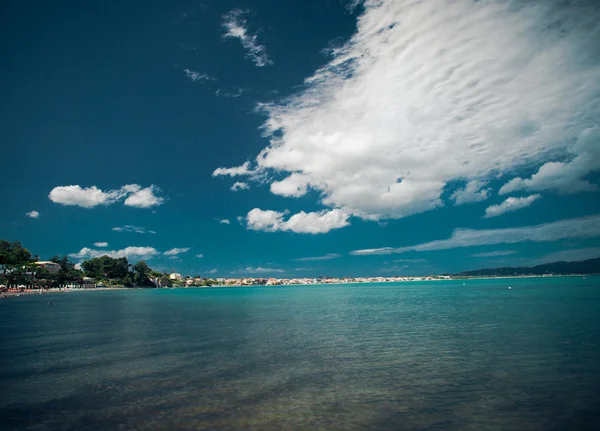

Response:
(2, 0), (600, 277)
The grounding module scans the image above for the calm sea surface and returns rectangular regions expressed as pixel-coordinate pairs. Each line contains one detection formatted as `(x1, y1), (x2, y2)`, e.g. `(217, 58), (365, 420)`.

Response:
(1, 277), (600, 430)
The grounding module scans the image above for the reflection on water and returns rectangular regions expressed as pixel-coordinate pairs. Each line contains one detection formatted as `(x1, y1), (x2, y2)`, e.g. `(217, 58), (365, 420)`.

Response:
(1, 278), (600, 430)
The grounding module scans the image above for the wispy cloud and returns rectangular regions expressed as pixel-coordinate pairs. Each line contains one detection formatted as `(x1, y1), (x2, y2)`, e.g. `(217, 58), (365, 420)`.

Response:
(25, 210), (40, 219)
(112, 225), (153, 234)
(94, 242), (109, 247)
(219, 219), (231, 225)
(471, 250), (517, 258)
(70, 246), (158, 261)
(230, 181), (249, 192)
(49, 184), (163, 209)
(392, 259), (427, 263)
(213, 161), (254, 177)
(184, 69), (215, 82)
(222, 9), (272, 67)
(209, 269), (218, 274)
(196, 253), (204, 258)
(484, 194), (541, 218)
(534, 247), (600, 264)
(238, 267), (284, 274)
(215, 88), (247, 98)
(164, 247), (190, 256)
(295, 253), (341, 261)
(451, 181), (490, 205)
(351, 214), (600, 255)
(214, 0), (600, 222)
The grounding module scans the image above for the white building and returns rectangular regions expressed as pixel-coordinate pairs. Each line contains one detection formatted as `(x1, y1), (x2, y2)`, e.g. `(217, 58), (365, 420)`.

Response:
(169, 273), (182, 280)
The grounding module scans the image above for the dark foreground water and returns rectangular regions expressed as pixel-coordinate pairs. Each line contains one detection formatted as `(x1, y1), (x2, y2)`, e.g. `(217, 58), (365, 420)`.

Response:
(1, 277), (600, 431)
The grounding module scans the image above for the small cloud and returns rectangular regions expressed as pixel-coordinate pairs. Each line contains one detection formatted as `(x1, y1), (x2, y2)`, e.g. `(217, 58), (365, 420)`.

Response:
(484, 194), (541, 218)
(74, 263), (82, 270)
(392, 259), (427, 263)
(26, 210), (40, 219)
(230, 181), (250, 192)
(164, 247), (191, 256)
(222, 9), (273, 67)
(94, 242), (109, 247)
(196, 253), (204, 258)
(296, 253), (341, 261)
(209, 268), (218, 274)
(184, 69), (215, 82)
(219, 219), (231, 225)
(471, 250), (517, 257)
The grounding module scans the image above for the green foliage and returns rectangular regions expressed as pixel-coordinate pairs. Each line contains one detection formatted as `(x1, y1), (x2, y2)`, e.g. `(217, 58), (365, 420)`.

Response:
(0, 240), (32, 266)
(82, 256), (129, 280)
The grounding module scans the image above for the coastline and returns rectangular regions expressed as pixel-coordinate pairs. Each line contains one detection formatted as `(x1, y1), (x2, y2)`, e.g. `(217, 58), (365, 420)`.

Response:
(2, 274), (595, 300)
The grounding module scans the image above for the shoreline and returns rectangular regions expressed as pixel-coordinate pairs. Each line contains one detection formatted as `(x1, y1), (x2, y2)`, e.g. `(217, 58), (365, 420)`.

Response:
(1, 274), (596, 299)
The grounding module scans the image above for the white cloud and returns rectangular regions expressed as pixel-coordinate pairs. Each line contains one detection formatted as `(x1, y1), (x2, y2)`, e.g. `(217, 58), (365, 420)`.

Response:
(245, 208), (350, 234)
(222, 9), (272, 67)
(94, 242), (109, 247)
(240, 267), (284, 274)
(123, 185), (164, 208)
(471, 250), (517, 258)
(216, 0), (600, 222)
(74, 263), (82, 270)
(296, 253), (341, 261)
(164, 247), (190, 256)
(392, 259), (427, 263)
(484, 194), (541, 218)
(196, 254), (204, 258)
(70, 246), (158, 261)
(49, 184), (163, 208)
(219, 219), (231, 225)
(184, 69), (215, 82)
(500, 127), (600, 195)
(451, 181), (490, 205)
(230, 182), (250, 192)
(26, 210), (40, 219)
(212, 161), (253, 177)
(535, 247), (600, 264)
(112, 225), (149, 234)
(351, 213), (600, 255)
(209, 269), (218, 274)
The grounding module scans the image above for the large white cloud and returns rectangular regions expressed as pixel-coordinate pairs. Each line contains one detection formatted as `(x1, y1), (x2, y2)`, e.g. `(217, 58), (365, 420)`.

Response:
(49, 184), (163, 208)
(215, 0), (600, 222)
(351, 213), (600, 255)
(484, 194), (541, 218)
(70, 246), (158, 260)
(246, 208), (350, 234)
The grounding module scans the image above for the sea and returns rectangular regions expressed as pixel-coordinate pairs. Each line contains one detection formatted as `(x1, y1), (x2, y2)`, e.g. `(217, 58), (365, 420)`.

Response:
(1, 277), (599, 431)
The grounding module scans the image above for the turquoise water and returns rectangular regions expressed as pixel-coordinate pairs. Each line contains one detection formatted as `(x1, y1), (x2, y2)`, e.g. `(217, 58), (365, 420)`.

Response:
(1, 277), (599, 430)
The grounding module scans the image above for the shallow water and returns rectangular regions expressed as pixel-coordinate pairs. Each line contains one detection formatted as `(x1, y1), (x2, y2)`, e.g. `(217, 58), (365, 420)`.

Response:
(1, 277), (600, 430)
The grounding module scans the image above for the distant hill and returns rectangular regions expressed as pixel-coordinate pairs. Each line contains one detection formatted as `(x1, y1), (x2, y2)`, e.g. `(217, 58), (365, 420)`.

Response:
(455, 257), (600, 277)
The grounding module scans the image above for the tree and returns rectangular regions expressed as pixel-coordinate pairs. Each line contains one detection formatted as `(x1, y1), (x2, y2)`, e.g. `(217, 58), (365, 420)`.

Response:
(132, 260), (154, 287)
(82, 255), (129, 280)
(49, 255), (83, 285)
(1, 240), (33, 282)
